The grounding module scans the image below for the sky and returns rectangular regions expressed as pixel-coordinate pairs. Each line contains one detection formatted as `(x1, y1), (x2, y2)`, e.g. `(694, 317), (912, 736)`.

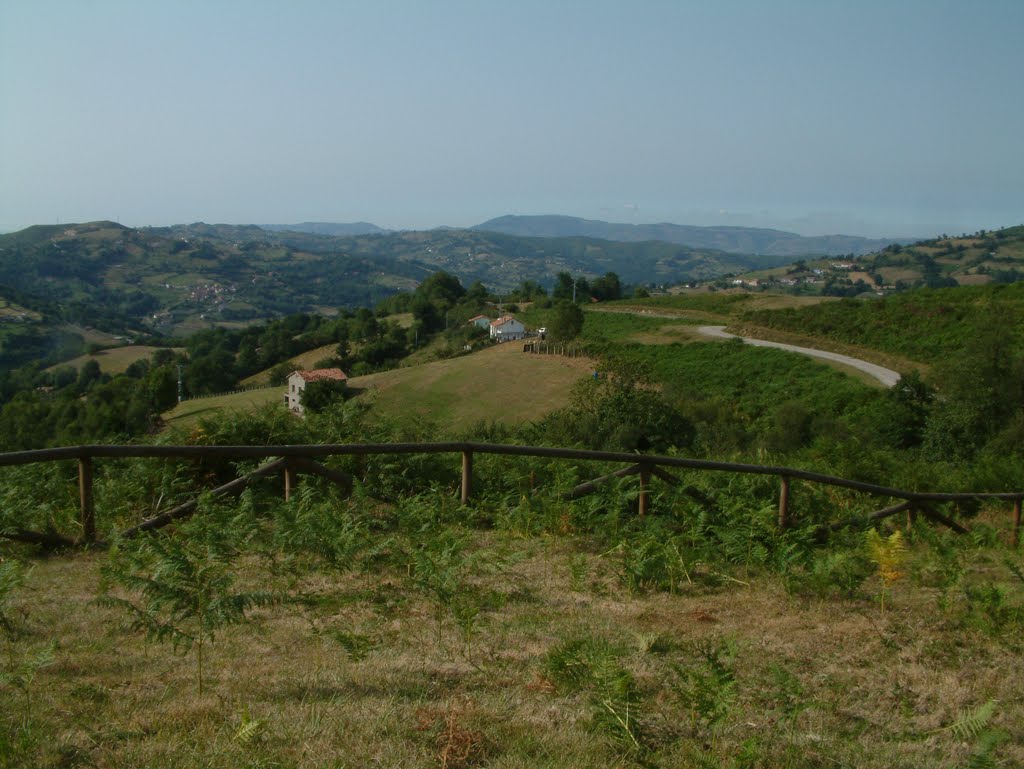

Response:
(2, 0), (1022, 238)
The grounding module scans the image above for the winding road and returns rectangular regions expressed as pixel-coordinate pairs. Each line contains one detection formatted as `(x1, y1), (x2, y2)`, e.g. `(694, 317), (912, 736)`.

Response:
(695, 325), (901, 387)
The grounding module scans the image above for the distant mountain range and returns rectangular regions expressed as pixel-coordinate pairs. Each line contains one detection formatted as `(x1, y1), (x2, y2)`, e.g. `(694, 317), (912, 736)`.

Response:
(262, 221), (389, 236)
(0, 220), (792, 343)
(258, 214), (906, 257)
(472, 215), (905, 257)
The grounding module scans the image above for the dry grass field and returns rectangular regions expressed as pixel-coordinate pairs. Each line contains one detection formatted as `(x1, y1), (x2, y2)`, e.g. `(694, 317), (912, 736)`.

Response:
(347, 342), (592, 430)
(165, 343), (591, 432)
(2, 504), (1022, 769)
(49, 346), (180, 375)
(241, 345), (340, 387)
(162, 387), (283, 427)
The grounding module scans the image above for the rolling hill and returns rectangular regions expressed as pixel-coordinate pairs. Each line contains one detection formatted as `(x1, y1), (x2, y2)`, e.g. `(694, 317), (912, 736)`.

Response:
(721, 224), (1024, 296)
(165, 340), (592, 431)
(261, 221), (389, 236)
(0, 221), (791, 346)
(474, 214), (905, 256)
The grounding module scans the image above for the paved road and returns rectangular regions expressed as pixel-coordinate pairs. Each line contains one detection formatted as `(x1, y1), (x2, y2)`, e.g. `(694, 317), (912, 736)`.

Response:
(696, 326), (901, 388)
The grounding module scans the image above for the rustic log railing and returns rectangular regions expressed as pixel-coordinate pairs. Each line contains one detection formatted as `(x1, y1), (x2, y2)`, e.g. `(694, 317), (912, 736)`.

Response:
(0, 442), (1021, 549)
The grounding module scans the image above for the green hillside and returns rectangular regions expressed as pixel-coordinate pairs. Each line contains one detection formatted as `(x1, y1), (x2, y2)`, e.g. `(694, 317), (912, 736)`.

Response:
(739, 282), (1024, 364)
(474, 213), (902, 256)
(0, 221), (422, 337)
(164, 341), (592, 431)
(157, 222), (793, 293)
(0, 221), (792, 354)
(720, 224), (1024, 295)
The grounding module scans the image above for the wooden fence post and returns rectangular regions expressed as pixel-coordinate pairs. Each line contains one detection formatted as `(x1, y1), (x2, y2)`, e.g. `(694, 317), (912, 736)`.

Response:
(461, 450), (473, 505)
(638, 463), (651, 516)
(1014, 498), (1022, 548)
(284, 460), (297, 502)
(906, 505), (918, 532)
(78, 455), (95, 543)
(778, 475), (790, 529)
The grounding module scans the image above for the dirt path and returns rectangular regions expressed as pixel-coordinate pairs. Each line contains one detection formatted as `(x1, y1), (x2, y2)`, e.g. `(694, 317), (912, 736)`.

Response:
(696, 325), (901, 387)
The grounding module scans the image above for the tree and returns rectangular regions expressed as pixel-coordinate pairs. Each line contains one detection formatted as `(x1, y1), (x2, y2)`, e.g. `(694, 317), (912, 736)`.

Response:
(552, 272), (575, 301)
(590, 272), (622, 302)
(547, 300), (585, 341)
(416, 271), (465, 308)
(510, 280), (547, 302)
(301, 379), (348, 412)
(77, 359), (102, 392)
(411, 295), (443, 333)
(465, 280), (491, 303)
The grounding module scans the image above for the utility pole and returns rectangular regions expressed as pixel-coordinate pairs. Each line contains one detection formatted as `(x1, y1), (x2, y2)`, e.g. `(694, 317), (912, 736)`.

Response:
(572, 278), (577, 303)
(177, 364), (184, 403)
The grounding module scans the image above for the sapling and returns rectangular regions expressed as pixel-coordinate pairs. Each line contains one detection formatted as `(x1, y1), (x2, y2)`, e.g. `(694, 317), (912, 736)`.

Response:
(98, 533), (278, 695)
(865, 528), (906, 611)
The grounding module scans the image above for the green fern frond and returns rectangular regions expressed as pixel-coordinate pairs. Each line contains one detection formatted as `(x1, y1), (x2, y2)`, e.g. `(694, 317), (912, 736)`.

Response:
(1003, 557), (1024, 586)
(233, 708), (263, 745)
(948, 699), (997, 742)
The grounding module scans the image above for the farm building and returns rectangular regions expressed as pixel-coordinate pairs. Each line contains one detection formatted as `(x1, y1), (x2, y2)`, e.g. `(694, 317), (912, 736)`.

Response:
(489, 315), (526, 342)
(468, 315), (491, 329)
(284, 368), (348, 415)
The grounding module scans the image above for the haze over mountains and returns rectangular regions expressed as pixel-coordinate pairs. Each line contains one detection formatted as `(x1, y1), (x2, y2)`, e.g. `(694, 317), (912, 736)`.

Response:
(261, 222), (389, 237)
(265, 215), (907, 257)
(471, 215), (905, 257)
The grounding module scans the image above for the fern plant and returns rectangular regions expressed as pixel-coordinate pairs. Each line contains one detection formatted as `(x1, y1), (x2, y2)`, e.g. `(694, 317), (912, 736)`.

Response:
(543, 634), (645, 754)
(0, 559), (28, 642)
(865, 528), (906, 611)
(408, 529), (473, 647)
(671, 638), (738, 737)
(0, 560), (54, 729)
(0, 641), (55, 729)
(943, 699), (1007, 769)
(98, 533), (278, 695)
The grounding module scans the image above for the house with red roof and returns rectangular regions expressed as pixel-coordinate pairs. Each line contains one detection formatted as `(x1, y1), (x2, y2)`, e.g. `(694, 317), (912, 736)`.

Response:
(284, 368), (348, 414)
(489, 315), (526, 342)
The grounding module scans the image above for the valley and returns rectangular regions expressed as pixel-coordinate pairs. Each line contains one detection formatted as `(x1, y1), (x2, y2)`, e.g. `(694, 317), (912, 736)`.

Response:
(0, 220), (1022, 769)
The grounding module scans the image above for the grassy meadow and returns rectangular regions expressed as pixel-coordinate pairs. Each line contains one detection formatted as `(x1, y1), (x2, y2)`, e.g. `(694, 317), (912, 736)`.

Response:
(49, 346), (181, 375)
(2, 478), (1022, 769)
(166, 342), (592, 432)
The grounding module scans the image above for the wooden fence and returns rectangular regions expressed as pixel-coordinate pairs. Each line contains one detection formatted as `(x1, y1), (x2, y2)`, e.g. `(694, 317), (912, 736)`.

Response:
(0, 442), (1021, 549)
(522, 342), (585, 357)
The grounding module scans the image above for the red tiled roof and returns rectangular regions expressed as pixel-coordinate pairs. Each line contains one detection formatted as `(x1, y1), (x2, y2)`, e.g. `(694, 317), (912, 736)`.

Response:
(292, 368), (348, 383)
(489, 315), (517, 327)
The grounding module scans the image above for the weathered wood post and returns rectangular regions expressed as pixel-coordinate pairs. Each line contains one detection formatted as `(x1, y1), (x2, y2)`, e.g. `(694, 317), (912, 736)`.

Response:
(78, 455), (95, 543)
(461, 450), (473, 505)
(906, 505), (917, 532)
(778, 475), (790, 529)
(638, 463), (651, 516)
(1014, 497), (1022, 548)
(284, 460), (297, 502)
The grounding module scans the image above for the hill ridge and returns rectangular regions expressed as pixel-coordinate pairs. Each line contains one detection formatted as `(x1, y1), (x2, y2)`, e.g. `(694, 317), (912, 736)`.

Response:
(473, 214), (905, 257)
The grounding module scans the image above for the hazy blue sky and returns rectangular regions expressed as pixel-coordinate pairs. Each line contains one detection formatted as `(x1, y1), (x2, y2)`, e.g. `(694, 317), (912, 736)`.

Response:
(2, 0), (1022, 237)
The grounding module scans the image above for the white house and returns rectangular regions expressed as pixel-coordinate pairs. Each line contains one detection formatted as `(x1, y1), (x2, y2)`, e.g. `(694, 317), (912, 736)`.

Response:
(489, 315), (526, 341)
(284, 368), (348, 415)
(468, 315), (491, 329)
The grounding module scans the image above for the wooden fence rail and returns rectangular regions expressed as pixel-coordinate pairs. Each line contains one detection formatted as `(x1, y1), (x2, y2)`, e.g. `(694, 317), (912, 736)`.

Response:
(0, 442), (1021, 548)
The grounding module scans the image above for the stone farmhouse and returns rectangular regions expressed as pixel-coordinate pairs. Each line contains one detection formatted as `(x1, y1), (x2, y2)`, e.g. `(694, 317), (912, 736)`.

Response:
(284, 368), (348, 415)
